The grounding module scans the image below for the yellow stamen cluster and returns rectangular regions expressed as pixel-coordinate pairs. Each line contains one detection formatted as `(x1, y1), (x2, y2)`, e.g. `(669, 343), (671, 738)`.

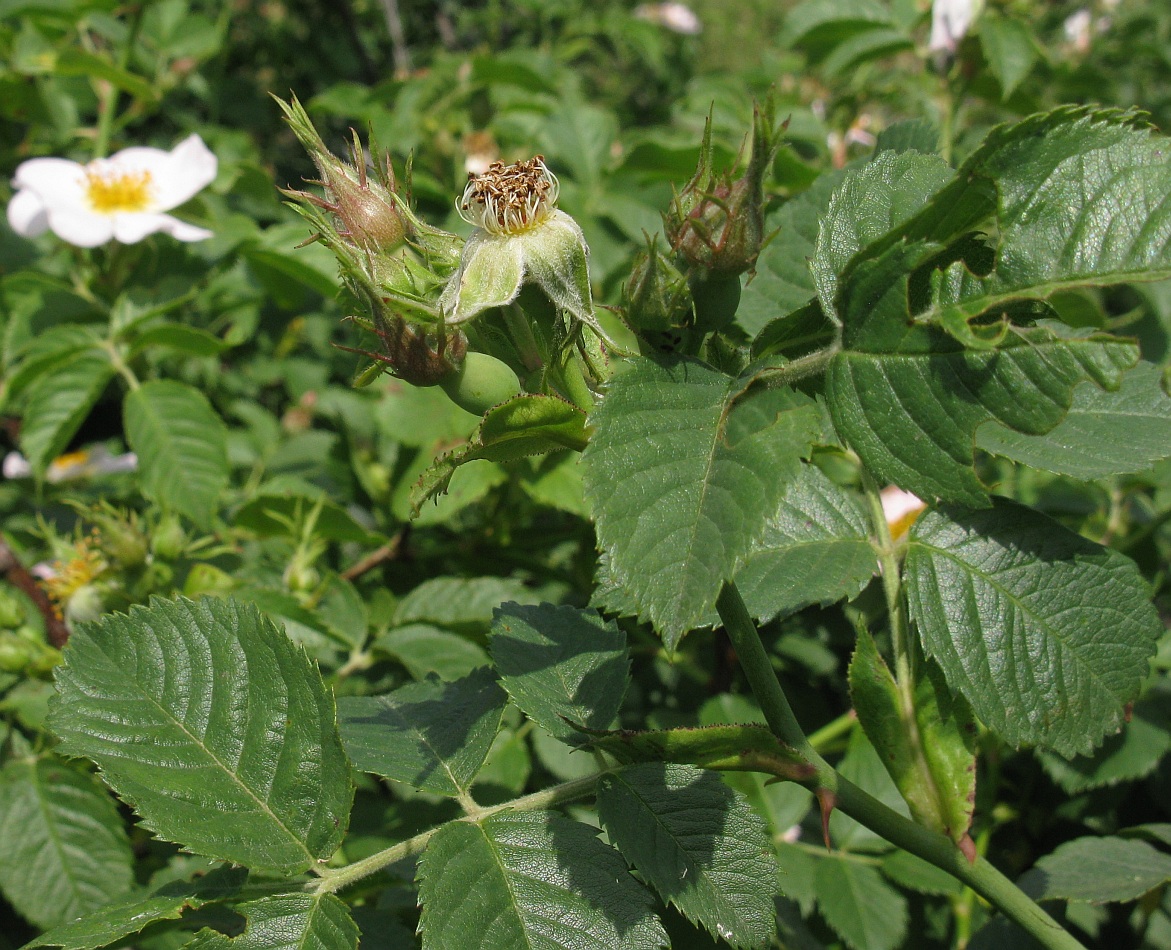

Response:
(43, 535), (106, 613)
(458, 156), (558, 235)
(84, 165), (154, 214)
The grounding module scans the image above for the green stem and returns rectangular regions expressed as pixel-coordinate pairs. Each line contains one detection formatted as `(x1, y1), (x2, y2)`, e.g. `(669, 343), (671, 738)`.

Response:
(93, 2), (147, 158)
(806, 711), (855, 752)
(310, 772), (602, 896)
(715, 580), (1086, 950)
(100, 340), (141, 390)
(754, 342), (840, 390)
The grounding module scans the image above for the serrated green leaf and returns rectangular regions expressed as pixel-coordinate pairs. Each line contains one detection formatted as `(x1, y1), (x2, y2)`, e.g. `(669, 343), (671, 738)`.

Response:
(374, 624), (491, 682)
(411, 394), (588, 515)
(24, 866), (246, 950)
(581, 357), (821, 648)
(181, 894), (359, 950)
(337, 668), (506, 796)
(20, 352), (116, 477)
(597, 763), (777, 949)
(1037, 680), (1171, 794)
(827, 242), (1138, 504)
(849, 629), (976, 845)
(124, 380), (229, 527)
(490, 603), (629, 745)
(417, 811), (668, 950)
(0, 756), (133, 930)
(814, 856), (908, 950)
(978, 16), (1040, 100)
(976, 360), (1171, 479)
(905, 499), (1162, 757)
(922, 108), (1171, 329)
(1034, 837), (1171, 903)
(49, 596), (353, 874)
(812, 150), (955, 322)
(733, 463), (879, 623)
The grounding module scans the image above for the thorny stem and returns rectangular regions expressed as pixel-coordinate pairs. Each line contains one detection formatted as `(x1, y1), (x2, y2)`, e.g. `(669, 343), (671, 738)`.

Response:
(310, 773), (602, 895)
(714, 580), (1087, 950)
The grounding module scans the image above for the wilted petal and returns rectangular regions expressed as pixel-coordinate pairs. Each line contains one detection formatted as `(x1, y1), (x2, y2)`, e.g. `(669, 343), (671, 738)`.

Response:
(7, 189), (50, 237)
(440, 230), (525, 324)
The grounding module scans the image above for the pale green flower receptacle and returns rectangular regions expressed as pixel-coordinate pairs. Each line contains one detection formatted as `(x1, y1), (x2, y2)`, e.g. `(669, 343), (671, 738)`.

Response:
(440, 157), (608, 345)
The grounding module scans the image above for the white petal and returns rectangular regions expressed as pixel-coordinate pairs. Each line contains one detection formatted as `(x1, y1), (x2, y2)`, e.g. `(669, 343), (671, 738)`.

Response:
(7, 188), (50, 237)
(112, 212), (212, 244)
(140, 134), (218, 210)
(47, 208), (115, 247)
(12, 157), (88, 212)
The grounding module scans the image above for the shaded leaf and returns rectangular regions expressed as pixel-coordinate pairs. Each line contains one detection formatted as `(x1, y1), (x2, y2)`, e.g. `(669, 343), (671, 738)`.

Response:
(49, 596), (353, 874)
(905, 499), (1162, 756)
(0, 756), (133, 930)
(815, 856), (908, 950)
(1034, 837), (1171, 903)
(417, 811), (668, 949)
(375, 625), (491, 682)
(598, 763), (777, 949)
(25, 866), (246, 950)
(491, 603), (629, 745)
(337, 668), (506, 796)
(182, 894), (358, 950)
(20, 352), (115, 477)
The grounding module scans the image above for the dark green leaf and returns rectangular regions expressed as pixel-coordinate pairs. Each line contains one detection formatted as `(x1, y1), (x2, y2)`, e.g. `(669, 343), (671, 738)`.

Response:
(733, 462), (878, 623)
(49, 596), (353, 874)
(1034, 837), (1171, 903)
(880, 850), (964, 897)
(598, 764), (777, 949)
(581, 357), (821, 647)
(20, 352), (115, 477)
(1037, 681), (1171, 793)
(490, 603), (629, 745)
(815, 856), (908, 950)
(393, 577), (539, 631)
(976, 360), (1171, 479)
(0, 757), (133, 930)
(4, 325), (102, 400)
(25, 867), (246, 949)
(828, 245), (1138, 504)
(922, 109), (1171, 330)
(417, 811), (668, 950)
(337, 668), (506, 796)
(124, 380), (230, 527)
(182, 894), (359, 950)
(905, 499), (1162, 756)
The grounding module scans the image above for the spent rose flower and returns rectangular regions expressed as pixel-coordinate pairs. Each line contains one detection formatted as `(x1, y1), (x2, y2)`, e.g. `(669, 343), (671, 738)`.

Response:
(440, 156), (606, 341)
(7, 134), (217, 247)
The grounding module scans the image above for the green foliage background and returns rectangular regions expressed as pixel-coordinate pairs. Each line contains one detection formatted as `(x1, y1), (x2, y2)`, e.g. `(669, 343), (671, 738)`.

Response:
(3, 1), (1171, 949)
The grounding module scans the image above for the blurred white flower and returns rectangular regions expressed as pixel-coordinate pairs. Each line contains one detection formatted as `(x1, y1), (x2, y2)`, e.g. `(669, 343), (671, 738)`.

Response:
(929, 0), (984, 55)
(7, 134), (217, 247)
(1064, 9), (1093, 53)
(634, 2), (701, 35)
(2, 447), (138, 482)
(880, 486), (927, 540)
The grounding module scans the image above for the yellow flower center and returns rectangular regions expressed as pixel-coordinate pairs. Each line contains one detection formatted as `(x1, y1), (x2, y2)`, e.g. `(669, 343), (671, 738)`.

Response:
(458, 156), (558, 235)
(43, 536), (106, 611)
(84, 166), (154, 214)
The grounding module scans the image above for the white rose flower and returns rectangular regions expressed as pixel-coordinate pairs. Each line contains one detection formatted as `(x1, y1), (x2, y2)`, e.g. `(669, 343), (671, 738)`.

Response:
(7, 133), (217, 247)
